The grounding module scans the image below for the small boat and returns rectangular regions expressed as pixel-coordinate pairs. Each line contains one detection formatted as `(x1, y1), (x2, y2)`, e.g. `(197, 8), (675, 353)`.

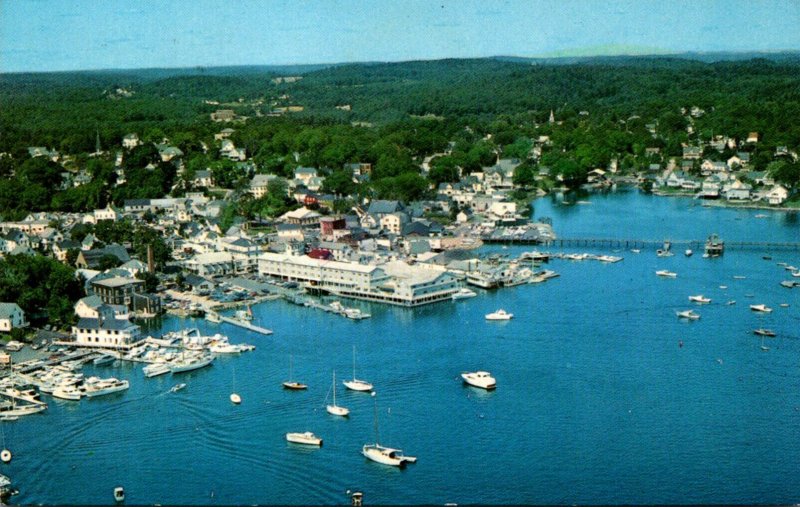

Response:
(785, 265), (798, 272)
(113, 486), (125, 503)
(656, 249), (674, 257)
(143, 362), (171, 378)
(230, 393), (241, 404)
(169, 383), (186, 393)
(753, 329), (776, 337)
(596, 255), (623, 263)
(792, 271), (800, 278)
(726, 300), (736, 305)
(362, 392), (413, 467)
(780, 281), (798, 288)
(282, 354), (308, 390)
(733, 275), (747, 279)
(688, 295), (711, 304)
(719, 285), (728, 289)
(286, 431), (322, 446)
(655, 270), (677, 278)
(451, 288), (478, 300)
(685, 249), (693, 257)
(676, 309), (700, 320)
(755, 214), (768, 218)
(630, 249), (641, 254)
(326, 370), (349, 417)
(750, 304), (773, 313)
(343, 346), (373, 392)
(93, 354), (116, 366)
(344, 308), (371, 320)
(461, 371), (496, 390)
(485, 309), (513, 320)
(780, 303), (789, 307)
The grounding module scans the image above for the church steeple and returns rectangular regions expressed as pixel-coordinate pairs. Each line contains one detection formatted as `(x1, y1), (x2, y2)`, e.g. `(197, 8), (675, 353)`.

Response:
(95, 130), (102, 154)
(549, 109), (555, 124)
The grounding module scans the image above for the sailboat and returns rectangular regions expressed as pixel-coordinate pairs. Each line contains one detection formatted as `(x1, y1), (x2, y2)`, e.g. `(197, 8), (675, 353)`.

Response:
(326, 370), (349, 417)
(362, 392), (415, 467)
(343, 345), (373, 392)
(282, 355), (307, 390)
(230, 366), (241, 404)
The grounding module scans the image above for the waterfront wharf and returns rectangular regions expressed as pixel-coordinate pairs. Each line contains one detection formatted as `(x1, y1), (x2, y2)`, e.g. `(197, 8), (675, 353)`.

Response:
(218, 316), (273, 335)
(483, 237), (800, 251)
(4, 349), (95, 377)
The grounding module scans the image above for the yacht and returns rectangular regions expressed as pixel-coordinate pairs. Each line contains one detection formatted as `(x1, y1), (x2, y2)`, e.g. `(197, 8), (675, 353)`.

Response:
(451, 288), (478, 300)
(326, 371), (349, 417)
(143, 362), (171, 378)
(485, 309), (513, 320)
(362, 443), (411, 467)
(282, 355), (308, 390)
(688, 295), (711, 304)
(52, 384), (82, 401)
(461, 371), (496, 390)
(676, 309), (700, 320)
(93, 354), (116, 366)
(655, 270), (677, 278)
(750, 304), (773, 313)
(286, 431), (322, 446)
(343, 346), (373, 392)
(82, 377), (130, 398)
(169, 353), (214, 374)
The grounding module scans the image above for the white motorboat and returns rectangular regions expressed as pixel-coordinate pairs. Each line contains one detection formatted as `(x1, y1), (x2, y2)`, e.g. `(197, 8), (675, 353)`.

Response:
(596, 255), (623, 263)
(286, 431), (322, 446)
(230, 393), (241, 404)
(485, 309), (513, 320)
(792, 270), (800, 278)
(52, 384), (82, 401)
(343, 345), (373, 392)
(169, 383), (186, 393)
(676, 309), (700, 320)
(750, 304), (773, 313)
(461, 371), (496, 390)
(209, 342), (254, 354)
(685, 249), (693, 257)
(170, 353), (214, 374)
(326, 370), (349, 417)
(656, 249), (674, 257)
(688, 295), (711, 304)
(753, 329), (776, 337)
(282, 354), (308, 390)
(82, 378), (129, 398)
(143, 362), (171, 378)
(655, 270), (677, 278)
(93, 354), (116, 366)
(344, 308), (371, 320)
(451, 288), (478, 300)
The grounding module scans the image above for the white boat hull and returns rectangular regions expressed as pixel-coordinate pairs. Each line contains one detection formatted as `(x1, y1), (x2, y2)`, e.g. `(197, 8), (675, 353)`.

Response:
(343, 379), (373, 392)
(461, 372), (496, 390)
(143, 363), (171, 378)
(326, 404), (350, 417)
(362, 444), (406, 467)
(84, 381), (129, 398)
(286, 432), (322, 446)
(170, 356), (214, 374)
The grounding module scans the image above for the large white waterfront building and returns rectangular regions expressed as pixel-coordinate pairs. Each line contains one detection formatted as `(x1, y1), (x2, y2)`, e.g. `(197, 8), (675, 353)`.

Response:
(257, 252), (460, 306)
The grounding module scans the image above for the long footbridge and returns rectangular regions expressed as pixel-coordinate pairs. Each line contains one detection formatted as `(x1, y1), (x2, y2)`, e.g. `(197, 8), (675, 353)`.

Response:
(482, 236), (800, 251)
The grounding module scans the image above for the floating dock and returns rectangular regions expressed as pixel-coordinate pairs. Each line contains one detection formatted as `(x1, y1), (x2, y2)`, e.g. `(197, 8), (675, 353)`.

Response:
(219, 316), (273, 335)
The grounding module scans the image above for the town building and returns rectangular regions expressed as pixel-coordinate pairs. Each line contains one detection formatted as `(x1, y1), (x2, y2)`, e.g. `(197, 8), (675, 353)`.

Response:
(0, 303), (27, 332)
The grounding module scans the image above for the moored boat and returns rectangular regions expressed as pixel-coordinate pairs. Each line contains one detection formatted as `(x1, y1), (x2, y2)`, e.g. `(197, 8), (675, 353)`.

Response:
(688, 295), (711, 304)
(451, 288), (477, 301)
(461, 371), (496, 390)
(676, 309), (700, 320)
(82, 377), (129, 398)
(343, 346), (373, 391)
(143, 362), (171, 378)
(169, 354), (214, 374)
(485, 309), (513, 320)
(656, 270), (677, 278)
(286, 431), (322, 446)
(753, 329), (776, 337)
(749, 304), (773, 313)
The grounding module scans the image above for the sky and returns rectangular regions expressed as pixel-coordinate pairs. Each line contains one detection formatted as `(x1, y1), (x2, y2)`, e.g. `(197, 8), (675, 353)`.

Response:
(1, 0), (799, 73)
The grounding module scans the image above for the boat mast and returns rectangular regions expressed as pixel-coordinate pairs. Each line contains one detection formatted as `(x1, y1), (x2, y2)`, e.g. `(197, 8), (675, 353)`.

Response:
(332, 370), (336, 406)
(371, 391), (380, 446)
(352, 345), (356, 380)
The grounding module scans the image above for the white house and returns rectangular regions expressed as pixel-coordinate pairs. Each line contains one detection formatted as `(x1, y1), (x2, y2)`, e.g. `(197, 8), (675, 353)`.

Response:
(122, 133), (141, 150)
(380, 213), (408, 235)
(72, 315), (141, 349)
(0, 303), (27, 332)
(766, 185), (789, 205)
(724, 180), (752, 200)
(74, 295), (129, 320)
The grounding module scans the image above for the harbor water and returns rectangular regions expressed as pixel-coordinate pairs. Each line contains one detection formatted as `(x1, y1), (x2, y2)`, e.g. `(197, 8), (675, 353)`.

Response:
(5, 189), (800, 504)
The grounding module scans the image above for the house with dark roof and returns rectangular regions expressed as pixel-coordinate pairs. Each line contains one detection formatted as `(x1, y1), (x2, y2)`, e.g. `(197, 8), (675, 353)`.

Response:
(75, 244), (131, 269)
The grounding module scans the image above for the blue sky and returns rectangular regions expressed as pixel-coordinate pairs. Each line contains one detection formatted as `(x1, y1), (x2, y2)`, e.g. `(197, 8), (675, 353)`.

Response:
(1, 0), (799, 73)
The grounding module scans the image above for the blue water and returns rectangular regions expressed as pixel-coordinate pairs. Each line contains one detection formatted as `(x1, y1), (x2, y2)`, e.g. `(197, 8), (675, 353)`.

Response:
(5, 189), (800, 505)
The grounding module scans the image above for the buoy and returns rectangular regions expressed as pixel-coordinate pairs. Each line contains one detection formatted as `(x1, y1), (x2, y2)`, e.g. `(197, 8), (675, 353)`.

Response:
(113, 486), (125, 502)
(1, 449), (11, 463)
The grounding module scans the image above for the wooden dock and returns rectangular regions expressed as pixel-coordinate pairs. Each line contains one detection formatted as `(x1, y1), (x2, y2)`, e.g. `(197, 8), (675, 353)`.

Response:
(482, 236), (800, 251)
(219, 316), (273, 335)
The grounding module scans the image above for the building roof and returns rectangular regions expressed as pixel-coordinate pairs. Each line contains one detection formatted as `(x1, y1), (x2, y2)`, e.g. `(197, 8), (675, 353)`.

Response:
(0, 303), (23, 319)
(76, 317), (138, 332)
(77, 295), (104, 310)
(367, 200), (403, 215)
(90, 276), (143, 288)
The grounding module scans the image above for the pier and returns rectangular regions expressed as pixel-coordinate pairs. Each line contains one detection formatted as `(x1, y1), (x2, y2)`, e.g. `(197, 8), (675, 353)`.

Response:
(218, 316), (273, 335)
(482, 236), (800, 251)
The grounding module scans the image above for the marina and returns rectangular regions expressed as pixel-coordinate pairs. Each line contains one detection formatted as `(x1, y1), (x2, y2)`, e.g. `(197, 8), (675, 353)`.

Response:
(2, 189), (799, 505)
